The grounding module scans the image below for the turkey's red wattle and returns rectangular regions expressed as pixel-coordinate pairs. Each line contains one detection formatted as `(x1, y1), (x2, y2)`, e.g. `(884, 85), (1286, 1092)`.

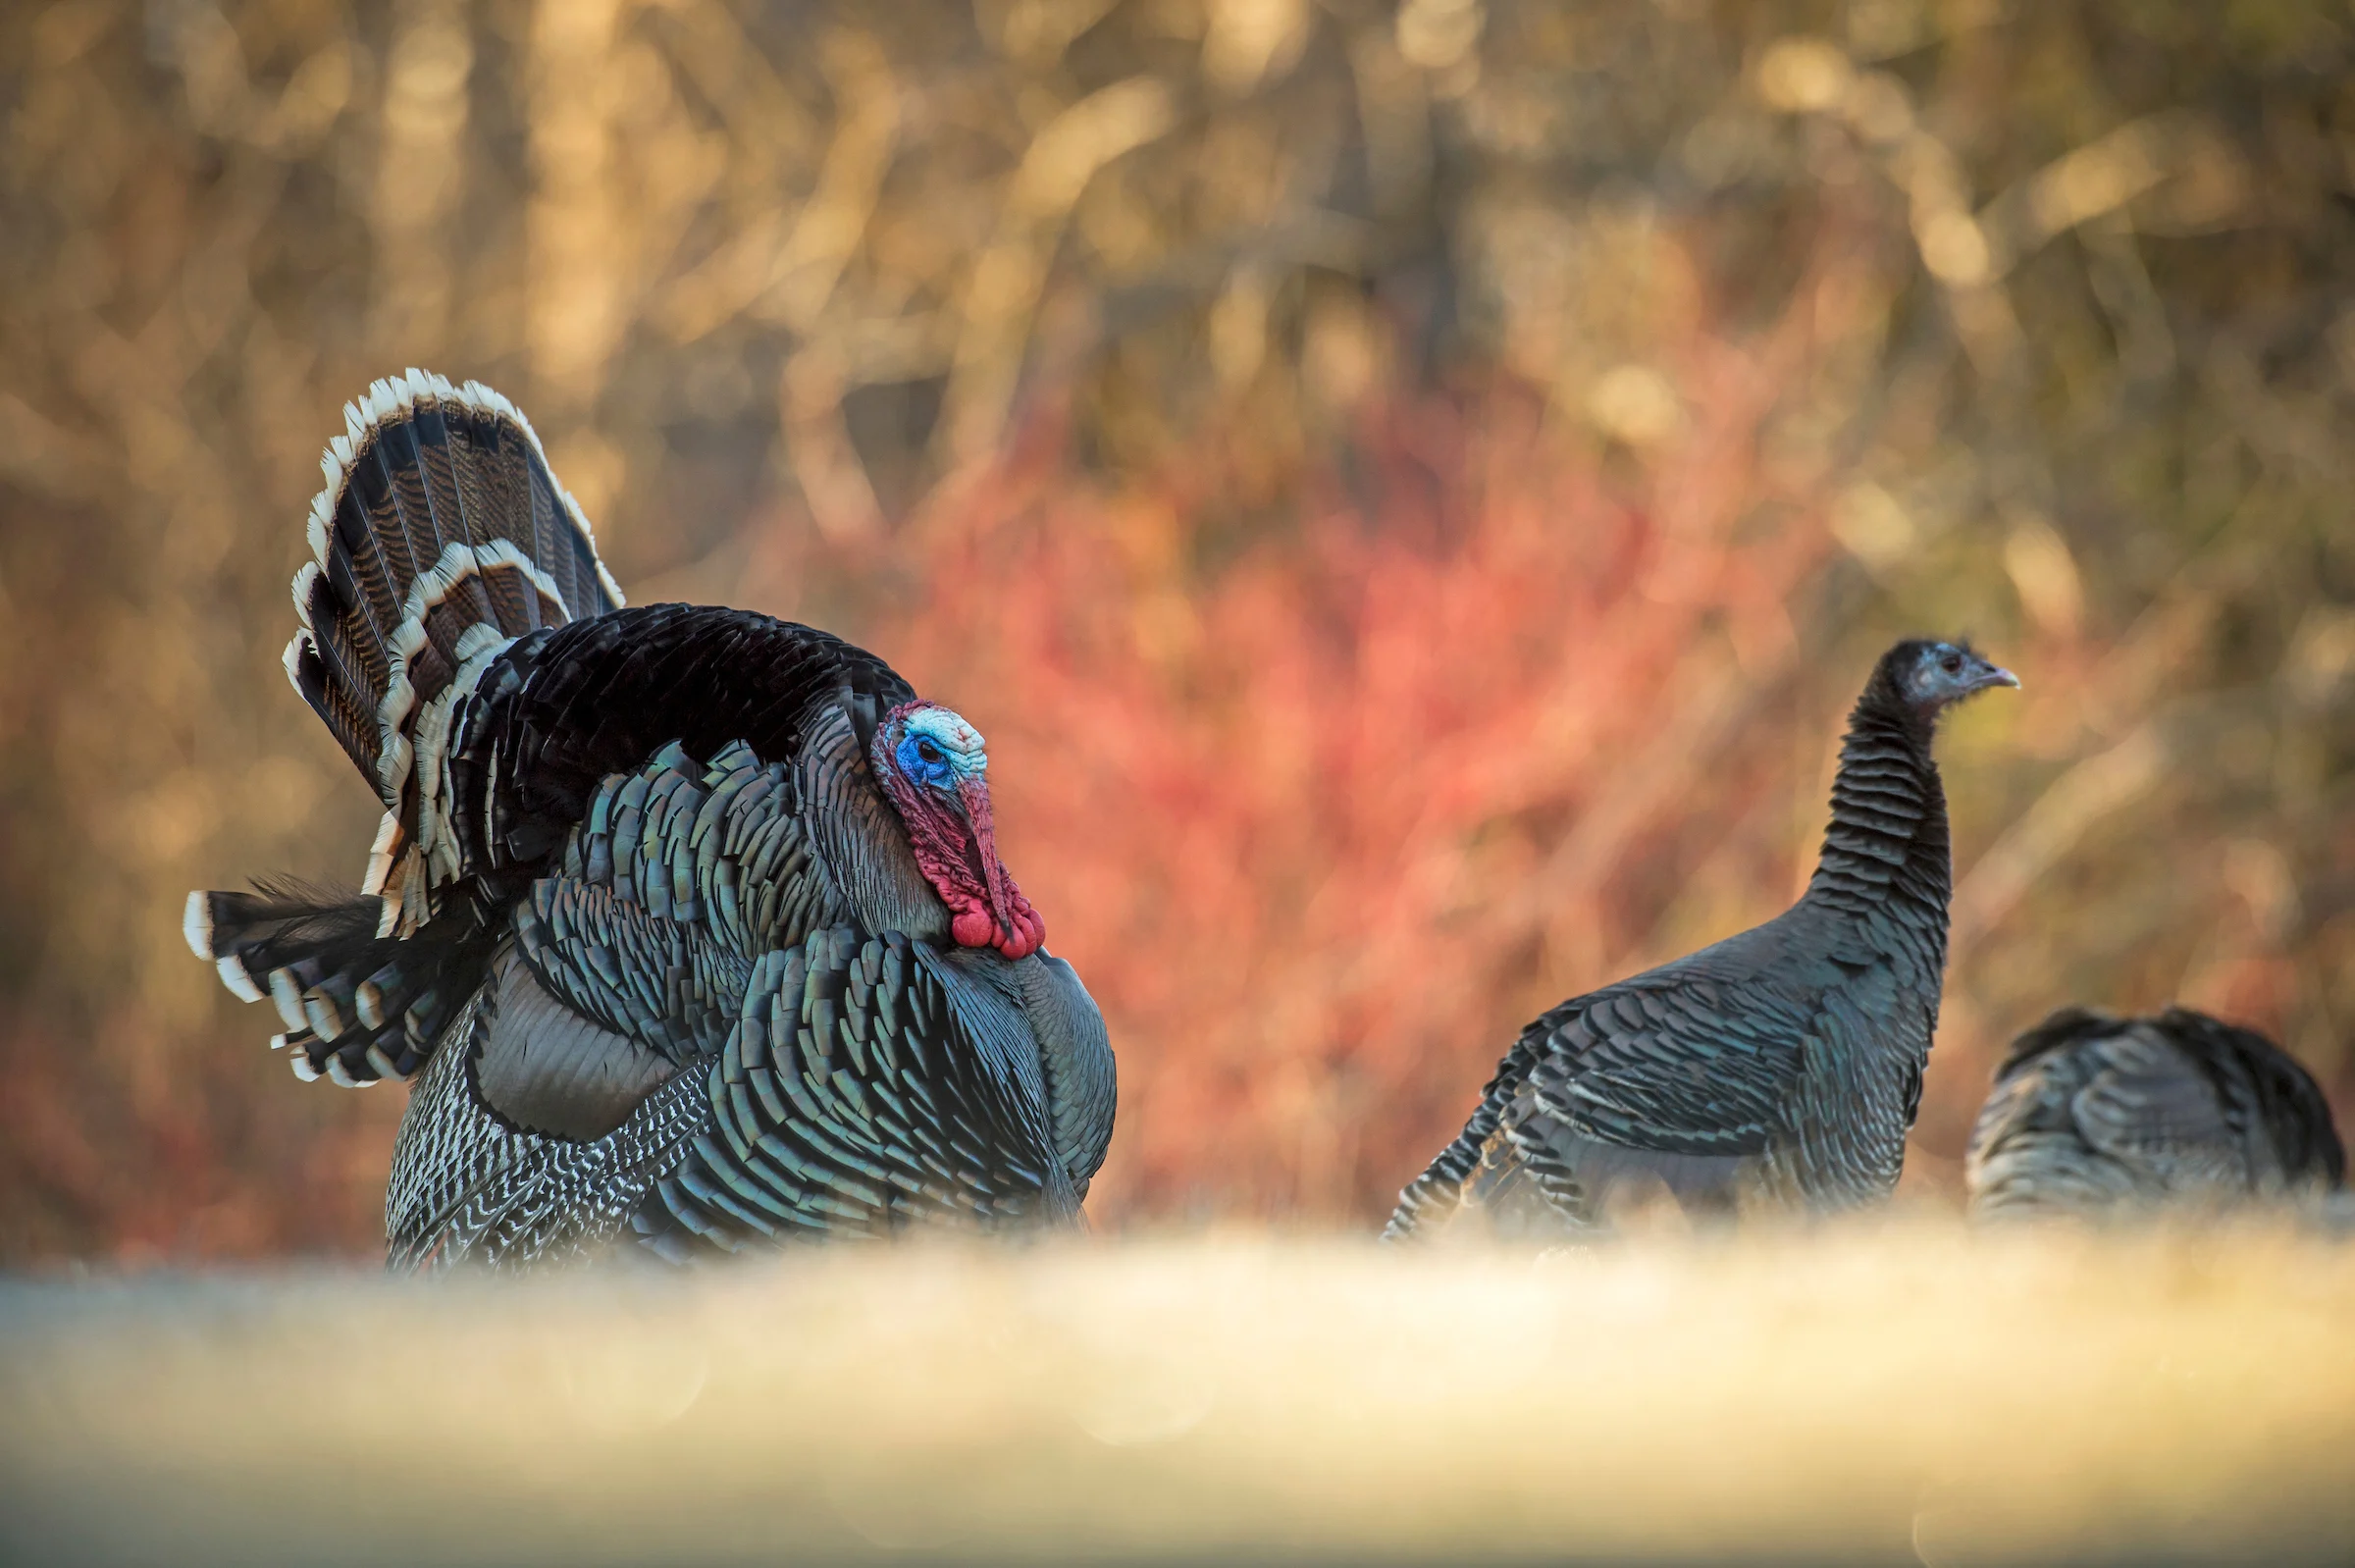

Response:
(872, 717), (1043, 961)
(956, 775), (1044, 959)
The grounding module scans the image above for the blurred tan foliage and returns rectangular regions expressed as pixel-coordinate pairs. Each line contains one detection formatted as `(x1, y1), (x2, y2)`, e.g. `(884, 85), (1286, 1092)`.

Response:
(0, 0), (2349, 1257)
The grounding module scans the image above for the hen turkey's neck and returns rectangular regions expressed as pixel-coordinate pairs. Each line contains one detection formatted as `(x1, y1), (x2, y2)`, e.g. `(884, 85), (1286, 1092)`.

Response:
(1803, 691), (1952, 939)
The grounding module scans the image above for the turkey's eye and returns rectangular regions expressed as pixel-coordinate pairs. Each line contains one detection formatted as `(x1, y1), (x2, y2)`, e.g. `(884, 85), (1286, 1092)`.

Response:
(916, 739), (944, 765)
(1940, 653), (1962, 674)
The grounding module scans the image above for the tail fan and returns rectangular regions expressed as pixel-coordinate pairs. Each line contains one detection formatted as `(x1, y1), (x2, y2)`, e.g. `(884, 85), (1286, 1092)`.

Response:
(284, 370), (624, 923)
(183, 881), (492, 1084)
(188, 371), (617, 1084)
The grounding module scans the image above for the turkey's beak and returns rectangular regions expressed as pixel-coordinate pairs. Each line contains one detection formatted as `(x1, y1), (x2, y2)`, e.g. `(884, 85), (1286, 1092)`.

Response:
(955, 775), (1040, 960)
(1972, 662), (2021, 694)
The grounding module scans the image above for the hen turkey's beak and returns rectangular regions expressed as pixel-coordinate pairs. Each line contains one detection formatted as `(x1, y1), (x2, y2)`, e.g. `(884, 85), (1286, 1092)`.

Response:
(1972, 662), (2021, 693)
(955, 775), (1031, 958)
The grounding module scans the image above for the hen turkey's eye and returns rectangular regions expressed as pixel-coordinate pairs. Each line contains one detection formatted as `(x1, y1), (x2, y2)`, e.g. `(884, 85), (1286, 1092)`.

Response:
(1940, 653), (1962, 674)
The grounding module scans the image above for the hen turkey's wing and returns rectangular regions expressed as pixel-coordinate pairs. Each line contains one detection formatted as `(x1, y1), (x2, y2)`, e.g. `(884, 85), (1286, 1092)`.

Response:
(1386, 966), (1816, 1238)
(635, 926), (1072, 1257)
(1522, 974), (1814, 1157)
(1461, 976), (1816, 1228)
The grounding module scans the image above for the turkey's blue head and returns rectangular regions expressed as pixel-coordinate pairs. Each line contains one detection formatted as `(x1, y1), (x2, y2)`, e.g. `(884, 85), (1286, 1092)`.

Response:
(870, 700), (1045, 960)
(1878, 638), (2018, 719)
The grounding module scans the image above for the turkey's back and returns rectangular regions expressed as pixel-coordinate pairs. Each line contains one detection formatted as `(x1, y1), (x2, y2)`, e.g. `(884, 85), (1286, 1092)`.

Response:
(1966, 1008), (2345, 1220)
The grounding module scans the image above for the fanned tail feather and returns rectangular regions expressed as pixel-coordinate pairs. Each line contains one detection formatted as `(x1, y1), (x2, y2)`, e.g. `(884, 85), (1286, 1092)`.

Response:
(183, 881), (490, 1085)
(282, 370), (624, 916)
(191, 371), (617, 1083)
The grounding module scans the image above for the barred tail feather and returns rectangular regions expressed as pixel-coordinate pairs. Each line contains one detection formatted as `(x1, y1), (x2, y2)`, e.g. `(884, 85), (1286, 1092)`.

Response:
(183, 882), (490, 1085)
(1383, 1110), (1493, 1240)
(1383, 1042), (1541, 1241)
(189, 373), (608, 1083)
(284, 370), (624, 829)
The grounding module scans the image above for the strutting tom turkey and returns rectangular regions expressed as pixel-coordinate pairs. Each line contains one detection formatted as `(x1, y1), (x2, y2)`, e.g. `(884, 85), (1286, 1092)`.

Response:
(1386, 640), (2016, 1240)
(1965, 1006), (2344, 1219)
(184, 372), (1115, 1269)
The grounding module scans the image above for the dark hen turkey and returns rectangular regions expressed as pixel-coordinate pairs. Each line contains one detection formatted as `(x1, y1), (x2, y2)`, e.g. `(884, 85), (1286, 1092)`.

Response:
(1386, 639), (2015, 1240)
(185, 372), (1114, 1269)
(1965, 1006), (2343, 1219)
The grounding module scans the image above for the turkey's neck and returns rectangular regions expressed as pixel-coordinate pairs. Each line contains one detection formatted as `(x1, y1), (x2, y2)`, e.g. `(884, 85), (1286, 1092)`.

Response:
(1804, 697), (1952, 938)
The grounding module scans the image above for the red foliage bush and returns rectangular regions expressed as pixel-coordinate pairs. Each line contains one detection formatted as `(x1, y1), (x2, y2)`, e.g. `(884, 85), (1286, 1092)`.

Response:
(857, 324), (1841, 1223)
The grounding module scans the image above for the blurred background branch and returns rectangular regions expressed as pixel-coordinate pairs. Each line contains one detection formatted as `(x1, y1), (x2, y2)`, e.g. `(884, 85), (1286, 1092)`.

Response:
(0, 0), (2349, 1258)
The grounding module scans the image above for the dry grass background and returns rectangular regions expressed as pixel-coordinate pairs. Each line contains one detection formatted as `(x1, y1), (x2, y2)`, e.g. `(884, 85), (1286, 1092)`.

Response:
(1, 0), (2352, 1258)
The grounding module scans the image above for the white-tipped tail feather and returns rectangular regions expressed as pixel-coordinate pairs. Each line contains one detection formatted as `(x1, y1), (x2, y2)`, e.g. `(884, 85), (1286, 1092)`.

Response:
(267, 969), (307, 1033)
(216, 957), (263, 1005)
(297, 370), (624, 618)
(182, 890), (213, 961)
(195, 370), (625, 1091)
(279, 367), (626, 938)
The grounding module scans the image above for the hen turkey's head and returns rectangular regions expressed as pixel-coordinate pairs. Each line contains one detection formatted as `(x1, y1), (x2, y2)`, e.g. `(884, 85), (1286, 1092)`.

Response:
(870, 700), (1044, 960)
(1876, 638), (2018, 720)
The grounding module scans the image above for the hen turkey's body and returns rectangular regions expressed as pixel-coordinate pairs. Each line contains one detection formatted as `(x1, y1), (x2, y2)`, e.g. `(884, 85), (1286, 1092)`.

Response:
(1387, 640), (2013, 1241)
(1965, 1007), (2343, 1220)
(187, 372), (1113, 1269)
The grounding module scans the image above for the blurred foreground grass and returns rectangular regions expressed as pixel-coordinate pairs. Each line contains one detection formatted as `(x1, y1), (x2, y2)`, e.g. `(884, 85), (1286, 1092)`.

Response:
(4, 1221), (2352, 1566)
